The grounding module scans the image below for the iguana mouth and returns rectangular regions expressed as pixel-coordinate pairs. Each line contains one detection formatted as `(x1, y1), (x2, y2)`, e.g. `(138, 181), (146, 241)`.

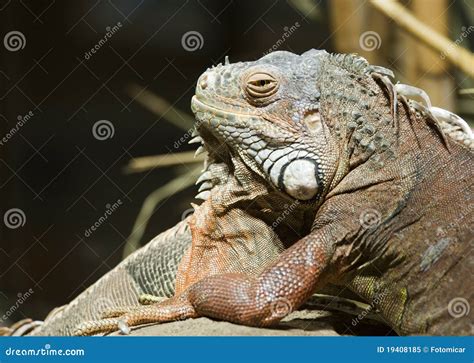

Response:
(191, 96), (256, 119)
(188, 97), (250, 204)
(190, 95), (265, 190)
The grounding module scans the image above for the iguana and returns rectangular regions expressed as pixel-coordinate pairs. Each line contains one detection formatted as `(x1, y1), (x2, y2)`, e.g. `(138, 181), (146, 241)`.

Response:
(3, 50), (472, 336)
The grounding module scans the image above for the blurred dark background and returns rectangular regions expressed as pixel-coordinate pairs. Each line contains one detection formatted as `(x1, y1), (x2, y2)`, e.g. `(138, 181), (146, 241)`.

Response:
(0, 0), (472, 323)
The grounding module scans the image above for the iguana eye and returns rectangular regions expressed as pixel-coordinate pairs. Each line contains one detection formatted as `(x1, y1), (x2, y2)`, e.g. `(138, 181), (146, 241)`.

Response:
(245, 72), (279, 98)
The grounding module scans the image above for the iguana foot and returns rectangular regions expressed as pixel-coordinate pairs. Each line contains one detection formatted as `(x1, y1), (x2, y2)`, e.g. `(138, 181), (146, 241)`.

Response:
(73, 296), (197, 336)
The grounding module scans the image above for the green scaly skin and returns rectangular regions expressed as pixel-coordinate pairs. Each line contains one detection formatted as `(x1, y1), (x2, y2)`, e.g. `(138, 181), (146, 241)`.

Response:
(73, 50), (472, 336)
(187, 50), (473, 335)
(5, 50), (472, 336)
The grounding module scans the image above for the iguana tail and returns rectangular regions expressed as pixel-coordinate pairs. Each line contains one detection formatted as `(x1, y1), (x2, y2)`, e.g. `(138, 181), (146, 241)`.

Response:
(1, 219), (191, 336)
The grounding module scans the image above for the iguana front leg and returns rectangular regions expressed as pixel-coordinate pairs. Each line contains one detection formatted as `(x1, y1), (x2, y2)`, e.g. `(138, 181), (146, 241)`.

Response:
(74, 228), (333, 335)
(185, 230), (333, 326)
(74, 191), (287, 335)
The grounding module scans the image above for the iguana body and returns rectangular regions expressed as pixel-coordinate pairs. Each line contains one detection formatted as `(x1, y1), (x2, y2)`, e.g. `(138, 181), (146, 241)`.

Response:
(4, 50), (472, 336)
(73, 50), (472, 335)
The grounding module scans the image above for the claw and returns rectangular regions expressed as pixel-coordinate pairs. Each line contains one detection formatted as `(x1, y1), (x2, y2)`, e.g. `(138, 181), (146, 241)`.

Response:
(117, 319), (131, 335)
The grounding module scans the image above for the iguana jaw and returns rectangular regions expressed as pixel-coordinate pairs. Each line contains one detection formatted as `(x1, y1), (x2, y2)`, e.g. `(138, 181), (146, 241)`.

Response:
(191, 96), (323, 201)
(188, 104), (312, 247)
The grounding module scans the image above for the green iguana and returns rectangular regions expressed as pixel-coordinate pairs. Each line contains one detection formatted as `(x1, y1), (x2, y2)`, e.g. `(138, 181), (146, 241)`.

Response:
(3, 50), (472, 336)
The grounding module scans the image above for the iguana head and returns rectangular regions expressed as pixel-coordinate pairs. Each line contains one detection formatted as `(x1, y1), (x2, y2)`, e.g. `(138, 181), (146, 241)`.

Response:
(191, 49), (473, 208)
(191, 50), (340, 202)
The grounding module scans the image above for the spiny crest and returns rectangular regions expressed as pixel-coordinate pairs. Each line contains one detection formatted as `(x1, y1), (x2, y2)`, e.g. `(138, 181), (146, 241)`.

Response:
(329, 53), (372, 76)
(330, 52), (395, 79)
(329, 52), (473, 149)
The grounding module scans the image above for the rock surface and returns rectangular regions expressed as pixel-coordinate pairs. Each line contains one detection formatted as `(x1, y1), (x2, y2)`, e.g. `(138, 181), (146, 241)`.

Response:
(111, 309), (394, 336)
